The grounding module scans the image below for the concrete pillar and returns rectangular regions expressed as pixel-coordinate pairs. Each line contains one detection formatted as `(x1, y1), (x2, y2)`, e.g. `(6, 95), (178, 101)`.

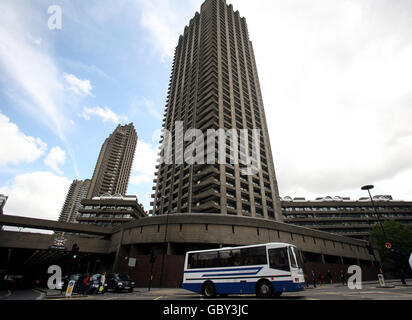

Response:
(166, 242), (173, 255)
(112, 230), (125, 272)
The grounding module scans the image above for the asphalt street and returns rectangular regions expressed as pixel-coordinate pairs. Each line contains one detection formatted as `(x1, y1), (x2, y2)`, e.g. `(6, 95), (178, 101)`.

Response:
(35, 279), (412, 300)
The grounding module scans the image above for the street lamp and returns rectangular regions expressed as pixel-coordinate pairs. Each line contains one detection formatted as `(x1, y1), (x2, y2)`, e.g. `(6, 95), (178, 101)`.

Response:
(361, 185), (387, 239)
(361, 185), (406, 285)
(159, 196), (169, 288)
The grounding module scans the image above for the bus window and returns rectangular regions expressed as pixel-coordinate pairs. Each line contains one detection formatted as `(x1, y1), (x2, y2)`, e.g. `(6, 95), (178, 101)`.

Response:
(242, 246), (267, 265)
(219, 250), (233, 267)
(188, 252), (219, 269)
(268, 247), (290, 271)
(288, 246), (298, 268)
(232, 249), (242, 266)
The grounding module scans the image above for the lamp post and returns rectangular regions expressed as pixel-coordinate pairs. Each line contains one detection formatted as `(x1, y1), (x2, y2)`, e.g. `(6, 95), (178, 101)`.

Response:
(361, 185), (406, 285)
(159, 196), (169, 288)
(361, 185), (387, 239)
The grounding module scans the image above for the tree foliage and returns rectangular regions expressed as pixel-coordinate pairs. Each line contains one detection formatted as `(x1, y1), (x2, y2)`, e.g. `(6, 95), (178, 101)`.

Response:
(369, 220), (412, 273)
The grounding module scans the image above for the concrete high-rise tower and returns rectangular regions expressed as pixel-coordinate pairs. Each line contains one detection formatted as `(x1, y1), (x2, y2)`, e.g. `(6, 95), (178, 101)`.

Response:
(58, 179), (90, 224)
(87, 123), (137, 199)
(151, 0), (283, 221)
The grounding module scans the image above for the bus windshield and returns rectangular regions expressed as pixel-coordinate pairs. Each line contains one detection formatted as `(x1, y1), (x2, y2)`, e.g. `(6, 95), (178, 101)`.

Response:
(288, 246), (303, 268)
(288, 247), (297, 268)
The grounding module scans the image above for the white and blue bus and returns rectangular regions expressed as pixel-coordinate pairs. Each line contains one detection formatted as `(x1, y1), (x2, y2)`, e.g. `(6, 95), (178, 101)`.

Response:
(182, 243), (305, 298)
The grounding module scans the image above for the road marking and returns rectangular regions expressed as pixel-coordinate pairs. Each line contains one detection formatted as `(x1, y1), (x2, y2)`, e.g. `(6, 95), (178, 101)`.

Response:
(153, 296), (163, 300)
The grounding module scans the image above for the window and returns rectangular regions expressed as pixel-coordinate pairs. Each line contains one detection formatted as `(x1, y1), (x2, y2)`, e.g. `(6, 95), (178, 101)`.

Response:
(288, 247), (298, 268)
(291, 246), (303, 268)
(243, 246), (267, 265)
(188, 252), (219, 269)
(268, 248), (289, 271)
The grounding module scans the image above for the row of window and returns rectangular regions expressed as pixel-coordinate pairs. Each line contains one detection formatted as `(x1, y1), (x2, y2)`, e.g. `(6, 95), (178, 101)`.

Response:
(78, 213), (133, 219)
(283, 206), (412, 212)
(188, 246), (267, 269)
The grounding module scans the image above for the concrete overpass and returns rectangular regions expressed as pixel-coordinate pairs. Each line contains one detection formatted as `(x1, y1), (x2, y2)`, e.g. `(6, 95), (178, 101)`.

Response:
(0, 215), (114, 281)
(0, 214), (112, 236)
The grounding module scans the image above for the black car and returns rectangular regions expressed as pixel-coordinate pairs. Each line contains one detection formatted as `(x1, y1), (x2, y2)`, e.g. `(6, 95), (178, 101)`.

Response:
(106, 273), (134, 292)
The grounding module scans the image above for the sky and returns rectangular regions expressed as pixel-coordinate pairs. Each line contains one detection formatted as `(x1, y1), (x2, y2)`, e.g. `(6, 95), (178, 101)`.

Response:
(0, 0), (411, 223)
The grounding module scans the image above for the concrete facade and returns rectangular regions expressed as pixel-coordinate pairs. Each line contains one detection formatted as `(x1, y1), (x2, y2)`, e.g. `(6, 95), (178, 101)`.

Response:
(151, 0), (283, 221)
(109, 214), (376, 262)
(0, 194), (7, 215)
(0, 214), (379, 287)
(77, 194), (147, 228)
(282, 196), (412, 239)
(87, 123), (137, 199)
(58, 179), (90, 224)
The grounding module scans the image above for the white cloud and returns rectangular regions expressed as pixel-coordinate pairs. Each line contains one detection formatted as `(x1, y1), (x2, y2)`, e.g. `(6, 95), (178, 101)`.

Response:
(78, 106), (128, 124)
(0, 1), (80, 177)
(0, 1), (65, 139)
(134, 0), (200, 60)
(130, 97), (163, 120)
(0, 113), (47, 166)
(226, 0), (412, 200)
(130, 140), (157, 185)
(63, 73), (93, 96)
(0, 171), (71, 221)
(44, 146), (66, 175)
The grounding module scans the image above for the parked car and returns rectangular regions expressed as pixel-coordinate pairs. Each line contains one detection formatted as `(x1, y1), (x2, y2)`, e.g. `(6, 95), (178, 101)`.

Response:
(106, 273), (134, 293)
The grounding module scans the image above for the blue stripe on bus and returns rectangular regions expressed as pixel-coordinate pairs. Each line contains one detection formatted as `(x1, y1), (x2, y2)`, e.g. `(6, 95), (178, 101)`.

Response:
(184, 266), (264, 274)
(202, 271), (262, 277)
(182, 280), (304, 295)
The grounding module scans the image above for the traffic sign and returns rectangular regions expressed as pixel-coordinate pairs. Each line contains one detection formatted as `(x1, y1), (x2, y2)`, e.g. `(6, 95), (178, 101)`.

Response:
(409, 253), (412, 271)
(65, 280), (76, 297)
(384, 242), (392, 250)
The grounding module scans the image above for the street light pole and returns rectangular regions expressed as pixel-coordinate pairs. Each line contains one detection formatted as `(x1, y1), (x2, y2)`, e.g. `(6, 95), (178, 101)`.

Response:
(363, 186), (388, 240)
(361, 185), (406, 285)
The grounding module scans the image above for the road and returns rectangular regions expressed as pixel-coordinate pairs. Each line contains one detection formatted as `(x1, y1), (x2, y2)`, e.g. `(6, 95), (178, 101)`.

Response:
(0, 288), (44, 300)
(40, 280), (412, 300)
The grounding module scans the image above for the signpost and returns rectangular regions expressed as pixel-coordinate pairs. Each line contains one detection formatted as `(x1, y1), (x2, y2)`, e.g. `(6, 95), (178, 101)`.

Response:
(49, 237), (67, 250)
(65, 280), (76, 298)
(378, 274), (386, 287)
(128, 258), (137, 268)
(409, 253), (412, 271)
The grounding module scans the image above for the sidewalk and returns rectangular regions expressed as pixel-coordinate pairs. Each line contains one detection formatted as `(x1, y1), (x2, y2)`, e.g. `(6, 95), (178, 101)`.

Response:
(305, 278), (411, 289)
(43, 289), (88, 299)
(133, 287), (197, 297)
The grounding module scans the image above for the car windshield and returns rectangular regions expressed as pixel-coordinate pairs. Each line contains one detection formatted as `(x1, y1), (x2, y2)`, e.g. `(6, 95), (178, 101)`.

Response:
(115, 274), (131, 281)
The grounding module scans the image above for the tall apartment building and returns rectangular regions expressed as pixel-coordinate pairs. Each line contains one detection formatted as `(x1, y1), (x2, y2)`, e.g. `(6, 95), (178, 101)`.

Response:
(151, 0), (283, 221)
(58, 179), (90, 224)
(0, 193), (7, 214)
(87, 123), (137, 199)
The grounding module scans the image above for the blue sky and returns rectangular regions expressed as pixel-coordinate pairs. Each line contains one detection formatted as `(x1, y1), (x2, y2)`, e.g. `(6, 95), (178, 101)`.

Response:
(1, 0), (412, 222)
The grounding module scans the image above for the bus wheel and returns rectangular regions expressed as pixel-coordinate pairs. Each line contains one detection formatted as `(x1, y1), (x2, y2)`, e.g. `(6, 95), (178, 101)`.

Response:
(202, 281), (216, 298)
(256, 280), (273, 298)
